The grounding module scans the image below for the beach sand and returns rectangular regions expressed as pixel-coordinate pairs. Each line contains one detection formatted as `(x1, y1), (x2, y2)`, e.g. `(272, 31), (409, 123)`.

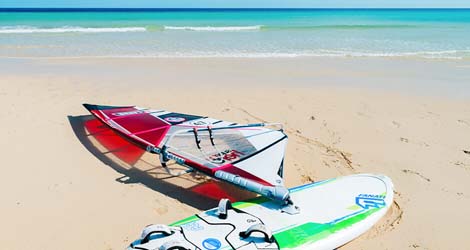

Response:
(1, 57), (469, 250)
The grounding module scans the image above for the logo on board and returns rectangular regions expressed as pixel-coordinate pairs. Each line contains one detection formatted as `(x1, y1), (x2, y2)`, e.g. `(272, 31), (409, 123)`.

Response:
(209, 149), (244, 163)
(355, 194), (386, 209)
(190, 120), (207, 126)
(202, 238), (221, 250)
(164, 117), (186, 123)
(182, 221), (204, 231)
(112, 110), (144, 116)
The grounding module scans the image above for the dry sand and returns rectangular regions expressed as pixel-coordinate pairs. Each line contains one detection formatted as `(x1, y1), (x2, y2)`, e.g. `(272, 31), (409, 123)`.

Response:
(0, 57), (469, 250)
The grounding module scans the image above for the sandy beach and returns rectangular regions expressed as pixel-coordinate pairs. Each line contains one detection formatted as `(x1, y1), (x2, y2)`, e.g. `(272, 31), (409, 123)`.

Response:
(1, 57), (470, 250)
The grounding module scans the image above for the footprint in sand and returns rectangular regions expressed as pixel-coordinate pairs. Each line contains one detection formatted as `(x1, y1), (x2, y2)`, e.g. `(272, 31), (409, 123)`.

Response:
(369, 197), (403, 236)
(402, 169), (431, 182)
(155, 206), (168, 215)
(458, 119), (470, 127)
(427, 111), (440, 117)
(356, 111), (371, 118)
(300, 174), (315, 184)
(454, 161), (470, 170)
(392, 120), (401, 128)
(400, 137), (429, 147)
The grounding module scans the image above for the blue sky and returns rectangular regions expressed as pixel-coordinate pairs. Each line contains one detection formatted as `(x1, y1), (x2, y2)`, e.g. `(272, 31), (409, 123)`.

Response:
(1, 0), (470, 8)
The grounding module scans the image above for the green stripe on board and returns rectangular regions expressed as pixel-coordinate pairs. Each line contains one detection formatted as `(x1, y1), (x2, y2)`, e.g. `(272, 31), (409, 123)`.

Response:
(275, 222), (330, 247)
(275, 208), (379, 248)
(347, 204), (361, 211)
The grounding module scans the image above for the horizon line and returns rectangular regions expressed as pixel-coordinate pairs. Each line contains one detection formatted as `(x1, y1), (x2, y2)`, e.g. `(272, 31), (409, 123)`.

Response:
(1, 7), (470, 11)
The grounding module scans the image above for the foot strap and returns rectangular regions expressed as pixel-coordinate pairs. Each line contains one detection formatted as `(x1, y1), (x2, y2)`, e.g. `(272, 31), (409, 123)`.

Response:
(140, 224), (179, 244)
(217, 198), (232, 219)
(239, 223), (274, 243)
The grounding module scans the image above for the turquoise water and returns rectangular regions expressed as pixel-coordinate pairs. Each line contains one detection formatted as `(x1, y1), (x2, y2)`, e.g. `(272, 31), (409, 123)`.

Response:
(1, 9), (470, 58)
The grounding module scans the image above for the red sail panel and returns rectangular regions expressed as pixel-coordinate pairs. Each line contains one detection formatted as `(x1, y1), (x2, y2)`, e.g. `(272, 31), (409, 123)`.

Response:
(83, 104), (171, 148)
(136, 127), (171, 147)
(113, 113), (169, 134)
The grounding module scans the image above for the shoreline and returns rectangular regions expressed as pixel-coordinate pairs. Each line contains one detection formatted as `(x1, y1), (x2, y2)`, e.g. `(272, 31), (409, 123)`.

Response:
(2, 56), (469, 99)
(2, 53), (470, 60)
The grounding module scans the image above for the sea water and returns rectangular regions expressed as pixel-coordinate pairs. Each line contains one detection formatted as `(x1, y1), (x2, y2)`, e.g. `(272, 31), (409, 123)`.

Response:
(1, 8), (470, 59)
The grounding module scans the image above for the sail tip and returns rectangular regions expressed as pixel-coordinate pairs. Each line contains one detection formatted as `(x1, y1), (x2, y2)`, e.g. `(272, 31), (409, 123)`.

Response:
(83, 103), (135, 111)
(82, 103), (96, 111)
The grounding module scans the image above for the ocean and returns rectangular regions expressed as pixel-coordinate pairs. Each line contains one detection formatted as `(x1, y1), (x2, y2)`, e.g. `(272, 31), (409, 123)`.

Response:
(1, 8), (470, 59)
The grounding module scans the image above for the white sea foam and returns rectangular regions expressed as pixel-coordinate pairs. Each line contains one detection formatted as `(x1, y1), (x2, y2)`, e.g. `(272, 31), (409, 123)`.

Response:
(0, 26), (147, 34)
(2, 43), (469, 60)
(299, 49), (470, 60)
(101, 50), (470, 60)
(163, 25), (262, 31)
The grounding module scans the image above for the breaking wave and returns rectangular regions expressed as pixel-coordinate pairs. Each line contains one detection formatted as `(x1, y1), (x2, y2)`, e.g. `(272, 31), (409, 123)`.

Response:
(95, 50), (470, 60)
(0, 26), (147, 34)
(0, 25), (263, 34)
(0, 24), (425, 34)
(163, 25), (262, 31)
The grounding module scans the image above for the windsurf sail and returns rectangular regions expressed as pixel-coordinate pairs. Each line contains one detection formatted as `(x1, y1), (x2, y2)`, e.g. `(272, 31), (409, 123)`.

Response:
(83, 104), (290, 202)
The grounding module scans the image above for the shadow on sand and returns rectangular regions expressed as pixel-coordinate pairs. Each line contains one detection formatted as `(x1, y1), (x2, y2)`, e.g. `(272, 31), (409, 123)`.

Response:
(68, 115), (256, 210)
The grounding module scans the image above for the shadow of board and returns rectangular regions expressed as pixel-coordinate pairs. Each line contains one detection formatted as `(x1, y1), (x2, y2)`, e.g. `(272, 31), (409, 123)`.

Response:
(68, 115), (256, 211)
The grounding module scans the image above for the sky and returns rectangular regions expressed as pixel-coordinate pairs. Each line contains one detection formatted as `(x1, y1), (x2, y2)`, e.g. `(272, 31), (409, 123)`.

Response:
(1, 0), (470, 8)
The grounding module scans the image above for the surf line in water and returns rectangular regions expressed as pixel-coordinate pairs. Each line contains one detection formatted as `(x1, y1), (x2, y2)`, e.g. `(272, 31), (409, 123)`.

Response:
(0, 26), (147, 34)
(0, 25), (263, 34)
(163, 25), (262, 31)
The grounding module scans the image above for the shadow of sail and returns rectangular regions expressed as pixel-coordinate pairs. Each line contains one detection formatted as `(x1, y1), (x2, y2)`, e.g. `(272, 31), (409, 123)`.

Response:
(68, 115), (256, 210)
